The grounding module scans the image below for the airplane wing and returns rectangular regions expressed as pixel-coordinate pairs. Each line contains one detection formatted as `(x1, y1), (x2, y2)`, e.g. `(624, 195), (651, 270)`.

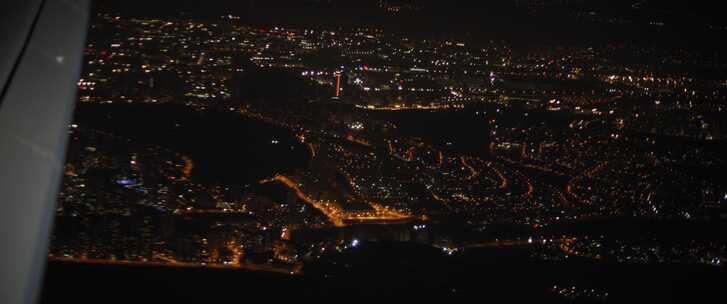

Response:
(0, 1), (90, 303)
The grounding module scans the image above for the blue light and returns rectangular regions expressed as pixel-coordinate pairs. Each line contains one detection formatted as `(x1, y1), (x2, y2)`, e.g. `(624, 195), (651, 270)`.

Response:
(116, 179), (136, 185)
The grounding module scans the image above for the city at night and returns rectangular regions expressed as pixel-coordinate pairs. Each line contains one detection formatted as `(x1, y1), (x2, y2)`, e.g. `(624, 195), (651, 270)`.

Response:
(1, 1), (726, 303)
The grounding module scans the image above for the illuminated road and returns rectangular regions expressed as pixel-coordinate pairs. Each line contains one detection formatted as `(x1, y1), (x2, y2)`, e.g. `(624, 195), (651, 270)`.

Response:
(174, 208), (249, 215)
(48, 256), (299, 275)
(486, 161), (510, 189)
(566, 161), (609, 202)
(339, 169), (414, 222)
(307, 143), (317, 158)
(460, 157), (479, 180)
(355, 103), (465, 111)
(498, 153), (569, 176)
(261, 175), (346, 227)
(261, 174), (414, 227)
(463, 237), (574, 250)
(512, 167), (535, 200)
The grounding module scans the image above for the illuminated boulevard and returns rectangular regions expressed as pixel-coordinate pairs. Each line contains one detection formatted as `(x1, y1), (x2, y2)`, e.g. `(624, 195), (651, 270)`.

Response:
(48, 256), (301, 275)
(260, 174), (415, 227)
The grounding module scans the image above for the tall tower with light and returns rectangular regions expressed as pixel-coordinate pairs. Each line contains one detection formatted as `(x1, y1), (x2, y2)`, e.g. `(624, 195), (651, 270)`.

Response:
(333, 71), (342, 99)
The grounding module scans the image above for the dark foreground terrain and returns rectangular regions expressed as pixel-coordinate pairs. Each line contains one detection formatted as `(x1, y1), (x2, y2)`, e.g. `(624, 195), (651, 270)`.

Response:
(42, 242), (726, 303)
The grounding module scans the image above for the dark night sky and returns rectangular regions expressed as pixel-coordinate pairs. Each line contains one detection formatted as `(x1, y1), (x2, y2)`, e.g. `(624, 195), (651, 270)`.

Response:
(94, 0), (725, 20)
(94, 0), (727, 50)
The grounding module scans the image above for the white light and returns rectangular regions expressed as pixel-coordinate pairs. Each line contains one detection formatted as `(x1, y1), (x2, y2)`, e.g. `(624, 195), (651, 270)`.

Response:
(351, 239), (359, 247)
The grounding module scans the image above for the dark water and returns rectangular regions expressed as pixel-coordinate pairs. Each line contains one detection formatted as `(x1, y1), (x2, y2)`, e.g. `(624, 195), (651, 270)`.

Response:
(73, 103), (310, 185)
(364, 108), (492, 155)
(43, 241), (727, 303)
(362, 105), (574, 156)
(304, 241), (727, 303)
